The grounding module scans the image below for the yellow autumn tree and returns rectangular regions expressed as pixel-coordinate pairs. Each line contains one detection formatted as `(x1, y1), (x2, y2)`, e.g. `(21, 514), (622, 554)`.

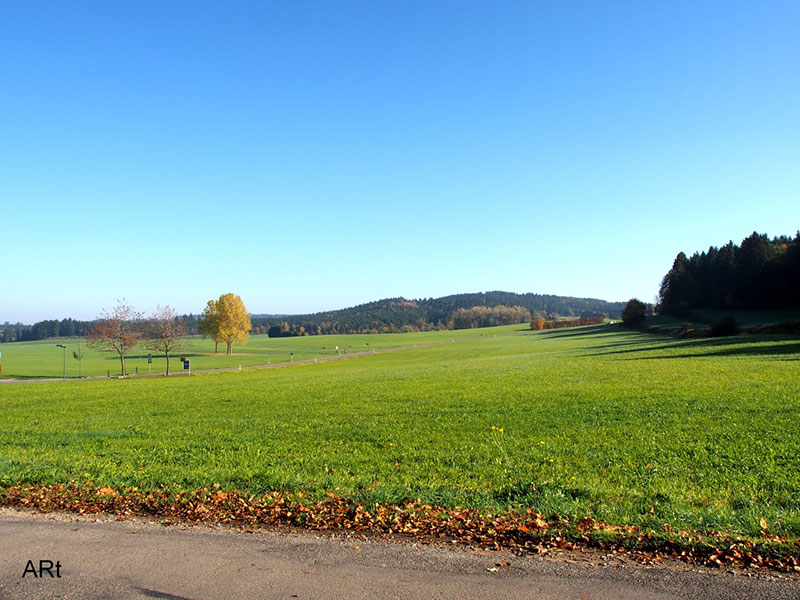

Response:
(214, 293), (251, 355)
(200, 299), (223, 354)
(530, 317), (546, 331)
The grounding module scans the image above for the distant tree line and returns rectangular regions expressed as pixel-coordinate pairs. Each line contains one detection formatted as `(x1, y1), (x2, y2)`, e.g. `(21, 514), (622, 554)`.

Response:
(2, 291), (625, 343)
(658, 231), (800, 314)
(530, 316), (606, 330)
(1, 318), (93, 343)
(451, 305), (531, 329)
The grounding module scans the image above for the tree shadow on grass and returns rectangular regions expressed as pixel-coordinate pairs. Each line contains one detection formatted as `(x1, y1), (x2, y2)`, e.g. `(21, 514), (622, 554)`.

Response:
(533, 324), (619, 338)
(593, 335), (800, 361)
(127, 351), (210, 360)
(632, 343), (800, 361)
(0, 374), (65, 381)
(533, 325), (673, 355)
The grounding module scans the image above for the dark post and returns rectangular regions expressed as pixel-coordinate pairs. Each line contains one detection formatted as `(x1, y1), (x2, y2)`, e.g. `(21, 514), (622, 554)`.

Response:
(55, 344), (66, 381)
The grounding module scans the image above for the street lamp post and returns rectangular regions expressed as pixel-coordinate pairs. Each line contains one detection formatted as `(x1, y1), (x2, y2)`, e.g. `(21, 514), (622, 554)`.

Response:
(55, 344), (66, 381)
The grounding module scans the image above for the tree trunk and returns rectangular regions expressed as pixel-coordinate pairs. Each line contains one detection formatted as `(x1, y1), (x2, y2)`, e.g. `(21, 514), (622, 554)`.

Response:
(227, 341), (232, 355)
(165, 352), (170, 376)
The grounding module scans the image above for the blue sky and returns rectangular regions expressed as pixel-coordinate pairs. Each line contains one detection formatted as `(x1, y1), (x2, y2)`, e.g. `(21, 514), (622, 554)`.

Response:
(2, 1), (798, 322)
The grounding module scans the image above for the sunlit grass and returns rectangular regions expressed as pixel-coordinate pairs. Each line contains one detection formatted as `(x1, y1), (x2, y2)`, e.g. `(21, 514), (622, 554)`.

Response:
(1, 324), (798, 541)
(0, 324), (521, 379)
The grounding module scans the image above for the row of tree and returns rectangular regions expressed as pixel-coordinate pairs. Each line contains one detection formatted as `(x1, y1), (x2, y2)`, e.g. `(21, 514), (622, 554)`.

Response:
(530, 316), (605, 330)
(1, 318), (94, 343)
(85, 293), (251, 376)
(451, 305), (531, 329)
(658, 231), (800, 314)
(86, 302), (191, 376)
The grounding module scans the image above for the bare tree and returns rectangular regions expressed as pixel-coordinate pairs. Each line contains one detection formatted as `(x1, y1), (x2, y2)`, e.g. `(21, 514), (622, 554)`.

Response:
(143, 305), (191, 375)
(86, 300), (143, 375)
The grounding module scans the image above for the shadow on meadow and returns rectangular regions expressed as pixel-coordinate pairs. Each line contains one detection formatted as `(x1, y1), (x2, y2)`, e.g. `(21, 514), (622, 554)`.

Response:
(590, 335), (800, 361)
(0, 374), (65, 381)
(126, 351), (245, 360)
(535, 324), (612, 338)
(533, 325), (668, 354)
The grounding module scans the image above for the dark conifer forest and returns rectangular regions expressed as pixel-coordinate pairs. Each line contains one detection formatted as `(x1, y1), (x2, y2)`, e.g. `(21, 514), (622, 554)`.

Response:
(658, 232), (800, 315)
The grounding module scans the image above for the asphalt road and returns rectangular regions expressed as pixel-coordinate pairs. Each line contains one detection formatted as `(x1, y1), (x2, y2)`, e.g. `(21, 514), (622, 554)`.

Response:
(1, 510), (797, 600)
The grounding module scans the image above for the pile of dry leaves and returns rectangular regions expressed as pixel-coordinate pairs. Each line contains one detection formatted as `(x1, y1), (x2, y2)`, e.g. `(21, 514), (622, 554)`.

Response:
(2, 483), (797, 574)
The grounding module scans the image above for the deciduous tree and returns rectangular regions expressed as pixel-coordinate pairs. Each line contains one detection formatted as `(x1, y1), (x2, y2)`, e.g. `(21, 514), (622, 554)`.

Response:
(86, 300), (143, 375)
(200, 300), (222, 354)
(216, 293), (251, 355)
(144, 305), (192, 375)
(530, 317), (546, 330)
(621, 298), (646, 327)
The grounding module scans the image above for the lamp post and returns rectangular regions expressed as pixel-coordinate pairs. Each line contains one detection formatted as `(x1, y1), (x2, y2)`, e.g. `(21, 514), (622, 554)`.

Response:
(55, 344), (66, 381)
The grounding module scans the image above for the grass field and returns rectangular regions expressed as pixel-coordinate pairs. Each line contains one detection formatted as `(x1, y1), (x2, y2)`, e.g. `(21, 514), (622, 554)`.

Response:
(2, 323), (799, 548)
(0, 325), (519, 379)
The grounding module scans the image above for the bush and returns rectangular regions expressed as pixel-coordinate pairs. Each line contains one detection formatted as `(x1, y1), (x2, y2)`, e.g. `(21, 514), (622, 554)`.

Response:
(621, 299), (646, 326)
(530, 317), (546, 331)
(709, 317), (740, 337)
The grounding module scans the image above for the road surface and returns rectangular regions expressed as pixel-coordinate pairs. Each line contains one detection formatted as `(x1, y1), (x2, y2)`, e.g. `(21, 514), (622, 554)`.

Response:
(1, 509), (797, 600)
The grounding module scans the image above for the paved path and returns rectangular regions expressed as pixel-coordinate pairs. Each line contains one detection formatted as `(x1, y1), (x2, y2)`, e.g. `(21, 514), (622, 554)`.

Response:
(1, 510), (797, 600)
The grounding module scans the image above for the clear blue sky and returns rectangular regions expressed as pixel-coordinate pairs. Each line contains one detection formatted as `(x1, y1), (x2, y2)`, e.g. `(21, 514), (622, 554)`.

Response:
(2, 1), (799, 322)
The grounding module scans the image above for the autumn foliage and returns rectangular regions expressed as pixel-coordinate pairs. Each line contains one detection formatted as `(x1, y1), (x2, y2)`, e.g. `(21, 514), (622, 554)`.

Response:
(201, 293), (251, 355)
(2, 482), (798, 574)
(451, 305), (531, 329)
(530, 316), (604, 331)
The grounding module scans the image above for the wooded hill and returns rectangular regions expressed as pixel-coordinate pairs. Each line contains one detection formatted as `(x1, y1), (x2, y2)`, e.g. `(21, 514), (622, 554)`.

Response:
(250, 291), (625, 336)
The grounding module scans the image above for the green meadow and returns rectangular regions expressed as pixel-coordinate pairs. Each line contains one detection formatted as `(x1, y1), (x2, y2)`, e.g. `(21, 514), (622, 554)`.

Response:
(0, 325), (518, 380)
(1, 324), (799, 542)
